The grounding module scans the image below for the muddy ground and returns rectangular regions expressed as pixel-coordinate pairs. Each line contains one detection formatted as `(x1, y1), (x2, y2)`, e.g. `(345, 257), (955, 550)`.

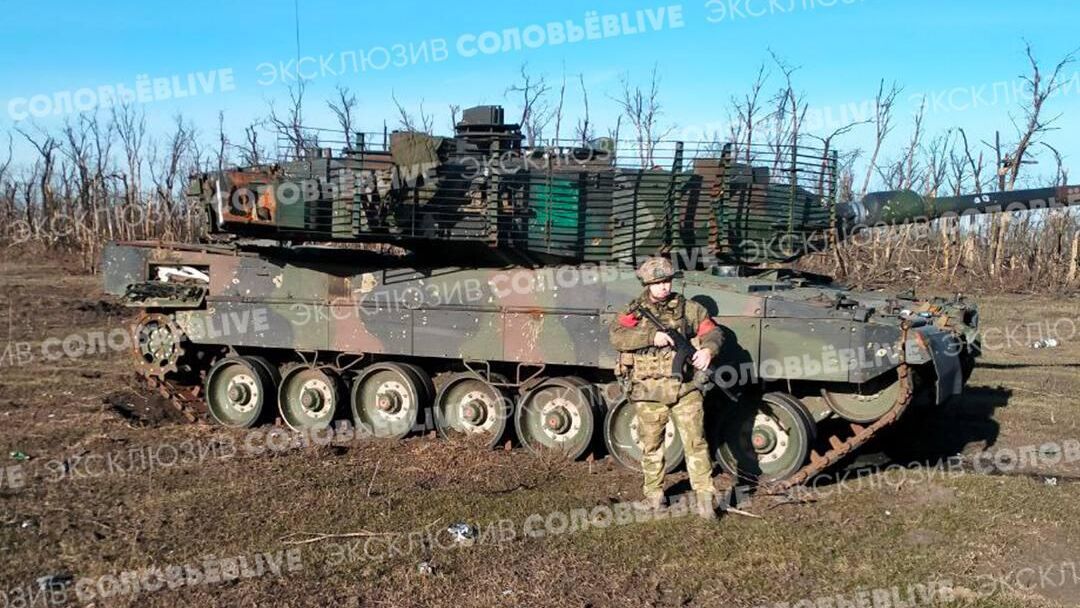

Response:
(1, 255), (1079, 607)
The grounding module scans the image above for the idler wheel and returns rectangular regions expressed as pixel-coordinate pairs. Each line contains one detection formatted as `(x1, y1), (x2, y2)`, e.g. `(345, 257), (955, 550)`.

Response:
(821, 371), (903, 423)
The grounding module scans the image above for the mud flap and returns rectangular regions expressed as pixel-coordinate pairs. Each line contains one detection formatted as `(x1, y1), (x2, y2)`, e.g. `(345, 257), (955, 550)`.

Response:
(920, 329), (963, 404)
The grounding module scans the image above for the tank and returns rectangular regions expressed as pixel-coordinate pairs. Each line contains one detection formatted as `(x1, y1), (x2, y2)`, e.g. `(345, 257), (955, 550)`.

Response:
(101, 105), (1080, 489)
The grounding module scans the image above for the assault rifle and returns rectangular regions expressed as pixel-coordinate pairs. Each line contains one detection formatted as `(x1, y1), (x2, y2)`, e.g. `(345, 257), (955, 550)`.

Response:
(632, 304), (737, 402)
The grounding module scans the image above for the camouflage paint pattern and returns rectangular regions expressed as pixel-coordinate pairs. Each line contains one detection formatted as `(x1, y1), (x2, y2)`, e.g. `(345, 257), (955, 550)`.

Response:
(608, 286), (721, 499)
(636, 392), (712, 498)
(101, 240), (970, 407)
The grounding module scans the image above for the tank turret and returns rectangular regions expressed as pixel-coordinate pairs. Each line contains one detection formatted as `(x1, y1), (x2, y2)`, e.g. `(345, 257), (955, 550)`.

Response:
(189, 109), (1079, 269)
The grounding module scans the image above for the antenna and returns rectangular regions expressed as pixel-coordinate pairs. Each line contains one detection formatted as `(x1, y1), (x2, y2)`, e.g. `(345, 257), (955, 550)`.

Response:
(293, 0), (301, 65)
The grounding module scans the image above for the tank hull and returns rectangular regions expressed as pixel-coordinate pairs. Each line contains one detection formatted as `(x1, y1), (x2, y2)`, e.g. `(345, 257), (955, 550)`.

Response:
(102, 240), (977, 486)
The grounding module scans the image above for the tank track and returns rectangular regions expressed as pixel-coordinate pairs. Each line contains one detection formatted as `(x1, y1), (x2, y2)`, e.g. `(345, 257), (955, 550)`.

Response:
(762, 363), (913, 493)
(136, 361), (915, 488)
(139, 362), (914, 490)
(140, 372), (209, 423)
(131, 320), (916, 491)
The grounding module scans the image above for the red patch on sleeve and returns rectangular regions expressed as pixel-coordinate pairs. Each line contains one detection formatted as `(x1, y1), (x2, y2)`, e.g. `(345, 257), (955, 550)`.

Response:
(696, 318), (718, 337)
(618, 313), (639, 328)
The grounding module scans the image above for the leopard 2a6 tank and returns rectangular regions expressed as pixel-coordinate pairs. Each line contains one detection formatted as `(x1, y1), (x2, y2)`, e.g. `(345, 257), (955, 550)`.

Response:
(101, 104), (1080, 487)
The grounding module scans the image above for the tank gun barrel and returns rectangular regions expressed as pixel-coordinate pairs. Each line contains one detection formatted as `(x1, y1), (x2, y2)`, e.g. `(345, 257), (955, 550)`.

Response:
(839, 185), (1080, 230)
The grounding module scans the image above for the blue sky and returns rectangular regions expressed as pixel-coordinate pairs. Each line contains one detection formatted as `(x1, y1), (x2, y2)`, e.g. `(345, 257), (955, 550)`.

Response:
(0, 0), (1076, 185)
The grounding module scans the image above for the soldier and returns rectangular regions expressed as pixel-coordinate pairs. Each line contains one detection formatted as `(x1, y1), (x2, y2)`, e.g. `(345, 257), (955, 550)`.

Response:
(609, 257), (723, 520)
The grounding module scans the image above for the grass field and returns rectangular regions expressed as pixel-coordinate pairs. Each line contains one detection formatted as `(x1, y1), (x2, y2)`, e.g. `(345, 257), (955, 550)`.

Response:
(1, 257), (1079, 607)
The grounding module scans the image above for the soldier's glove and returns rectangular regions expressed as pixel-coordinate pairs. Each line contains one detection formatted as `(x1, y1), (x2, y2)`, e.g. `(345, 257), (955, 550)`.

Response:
(692, 368), (739, 404)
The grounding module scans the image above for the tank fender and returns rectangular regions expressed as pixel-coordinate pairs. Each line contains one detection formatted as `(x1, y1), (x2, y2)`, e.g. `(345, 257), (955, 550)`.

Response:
(913, 327), (963, 405)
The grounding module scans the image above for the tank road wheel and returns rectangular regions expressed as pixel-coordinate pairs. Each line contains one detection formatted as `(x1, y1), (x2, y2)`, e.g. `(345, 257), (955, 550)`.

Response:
(712, 392), (815, 485)
(822, 372), (903, 423)
(514, 377), (598, 460)
(278, 366), (341, 430)
(397, 362), (436, 428)
(433, 373), (511, 448)
(351, 363), (432, 439)
(205, 356), (277, 428)
(245, 355), (281, 390)
(133, 313), (187, 377)
(603, 398), (684, 473)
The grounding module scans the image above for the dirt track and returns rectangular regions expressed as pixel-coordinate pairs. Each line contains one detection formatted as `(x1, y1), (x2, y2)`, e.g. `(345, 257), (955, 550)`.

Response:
(2, 257), (1080, 607)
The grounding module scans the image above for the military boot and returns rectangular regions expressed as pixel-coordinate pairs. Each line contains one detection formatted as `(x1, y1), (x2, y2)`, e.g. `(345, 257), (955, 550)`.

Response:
(695, 492), (717, 521)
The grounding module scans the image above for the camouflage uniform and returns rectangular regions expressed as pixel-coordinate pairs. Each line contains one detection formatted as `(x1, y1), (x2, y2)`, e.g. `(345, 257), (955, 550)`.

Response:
(609, 260), (723, 507)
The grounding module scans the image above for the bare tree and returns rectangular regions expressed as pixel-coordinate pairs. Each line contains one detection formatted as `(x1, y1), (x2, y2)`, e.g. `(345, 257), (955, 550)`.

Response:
(575, 73), (594, 144)
(19, 164), (41, 234)
(56, 114), (120, 267)
(239, 121), (265, 166)
(729, 64), (769, 160)
(327, 85), (359, 148)
(553, 66), (567, 144)
(17, 125), (61, 230)
(767, 52), (807, 147)
(614, 65), (672, 166)
(89, 114), (116, 241)
(59, 116), (94, 243)
(901, 100), (927, 189)
(1003, 42), (1077, 190)
(0, 133), (14, 214)
(860, 80), (901, 196)
(448, 104), (462, 132)
(507, 63), (553, 146)
(0, 134), (10, 183)
(1041, 142), (1069, 187)
(809, 123), (865, 165)
(217, 111), (228, 173)
(148, 114), (194, 215)
(877, 98), (926, 190)
(921, 131), (953, 196)
(952, 127), (985, 277)
(112, 103), (147, 221)
(988, 43), (1075, 276)
(391, 92), (434, 133)
(607, 115), (623, 163)
(809, 121), (864, 278)
(955, 128), (985, 194)
(0, 133), (14, 230)
(268, 82), (315, 157)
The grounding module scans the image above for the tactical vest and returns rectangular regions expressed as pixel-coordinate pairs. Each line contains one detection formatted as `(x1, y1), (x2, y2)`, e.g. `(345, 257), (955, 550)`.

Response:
(629, 295), (689, 382)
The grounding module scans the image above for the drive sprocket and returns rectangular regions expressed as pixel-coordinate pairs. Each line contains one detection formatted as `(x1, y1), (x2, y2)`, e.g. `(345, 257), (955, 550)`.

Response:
(132, 312), (188, 378)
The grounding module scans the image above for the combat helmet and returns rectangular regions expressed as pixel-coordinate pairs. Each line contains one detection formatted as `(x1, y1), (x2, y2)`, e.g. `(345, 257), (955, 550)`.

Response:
(636, 257), (679, 285)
